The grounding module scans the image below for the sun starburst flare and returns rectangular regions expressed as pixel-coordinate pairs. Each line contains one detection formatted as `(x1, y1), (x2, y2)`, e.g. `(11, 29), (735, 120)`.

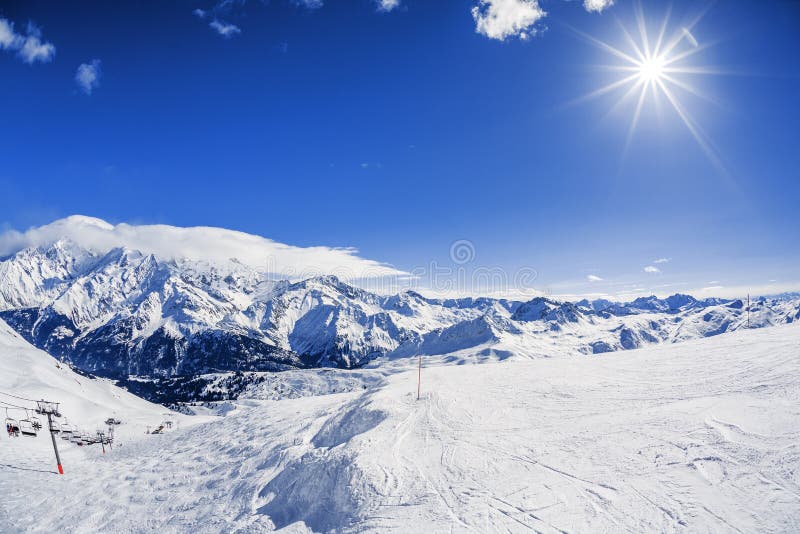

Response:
(573, 4), (727, 173)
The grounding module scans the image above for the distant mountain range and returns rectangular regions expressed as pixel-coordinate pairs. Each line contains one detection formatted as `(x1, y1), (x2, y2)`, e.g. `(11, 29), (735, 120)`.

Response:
(1, 238), (798, 391)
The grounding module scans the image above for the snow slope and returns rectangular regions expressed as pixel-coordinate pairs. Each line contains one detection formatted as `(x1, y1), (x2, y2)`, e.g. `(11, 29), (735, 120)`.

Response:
(1, 322), (798, 532)
(0, 319), (183, 437)
(0, 318), (207, 502)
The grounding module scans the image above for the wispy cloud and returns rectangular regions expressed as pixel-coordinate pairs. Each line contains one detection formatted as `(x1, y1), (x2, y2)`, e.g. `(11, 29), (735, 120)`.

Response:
(75, 60), (102, 95)
(586, 274), (603, 282)
(643, 265), (661, 274)
(292, 0), (324, 8)
(471, 0), (545, 41)
(193, 3), (242, 37)
(0, 19), (55, 64)
(209, 19), (242, 38)
(702, 285), (724, 292)
(653, 257), (671, 264)
(583, 0), (614, 13)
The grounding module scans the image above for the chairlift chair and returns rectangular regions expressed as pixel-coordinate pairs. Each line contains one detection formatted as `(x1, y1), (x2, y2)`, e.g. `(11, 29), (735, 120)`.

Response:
(18, 418), (37, 437)
(31, 416), (42, 431)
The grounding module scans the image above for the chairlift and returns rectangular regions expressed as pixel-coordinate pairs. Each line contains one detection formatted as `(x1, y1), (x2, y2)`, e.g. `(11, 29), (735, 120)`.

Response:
(60, 421), (75, 434)
(19, 418), (37, 437)
(31, 416), (42, 431)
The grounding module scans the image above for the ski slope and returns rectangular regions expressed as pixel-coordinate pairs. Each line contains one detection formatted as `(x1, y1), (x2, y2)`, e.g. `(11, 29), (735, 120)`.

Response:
(1, 322), (799, 532)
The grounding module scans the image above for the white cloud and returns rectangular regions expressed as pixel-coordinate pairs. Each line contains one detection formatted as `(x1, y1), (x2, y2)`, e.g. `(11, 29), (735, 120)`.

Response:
(0, 215), (407, 283)
(471, 0), (545, 41)
(193, 8), (207, 18)
(209, 19), (241, 38)
(0, 18), (55, 64)
(586, 274), (603, 282)
(0, 19), (18, 48)
(75, 60), (102, 95)
(583, 0), (614, 13)
(376, 0), (400, 11)
(653, 257), (670, 264)
(643, 266), (661, 274)
(18, 35), (55, 63)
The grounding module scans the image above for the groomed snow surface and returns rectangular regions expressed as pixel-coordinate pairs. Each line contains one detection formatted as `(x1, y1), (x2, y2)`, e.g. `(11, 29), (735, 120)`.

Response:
(1, 322), (799, 533)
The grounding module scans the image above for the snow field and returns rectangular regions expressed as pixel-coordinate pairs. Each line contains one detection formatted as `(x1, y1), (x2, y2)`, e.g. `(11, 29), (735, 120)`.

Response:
(1, 322), (798, 532)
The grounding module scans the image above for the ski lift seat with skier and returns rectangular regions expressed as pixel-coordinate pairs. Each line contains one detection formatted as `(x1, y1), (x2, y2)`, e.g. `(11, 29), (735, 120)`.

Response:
(5, 417), (20, 437)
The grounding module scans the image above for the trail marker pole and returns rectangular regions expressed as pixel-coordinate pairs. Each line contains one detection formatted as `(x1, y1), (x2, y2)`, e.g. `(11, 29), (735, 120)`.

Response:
(747, 293), (750, 328)
(417, 354), (422, 401)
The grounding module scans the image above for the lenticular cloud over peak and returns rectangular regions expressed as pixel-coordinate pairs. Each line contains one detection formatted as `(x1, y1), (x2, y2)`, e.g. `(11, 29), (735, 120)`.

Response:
(0, 215), (405, 281)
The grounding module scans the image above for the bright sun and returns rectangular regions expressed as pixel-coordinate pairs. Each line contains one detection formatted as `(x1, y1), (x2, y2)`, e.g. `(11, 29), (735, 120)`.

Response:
(638, 56), (665, 83)
(573, 3), (724, 171)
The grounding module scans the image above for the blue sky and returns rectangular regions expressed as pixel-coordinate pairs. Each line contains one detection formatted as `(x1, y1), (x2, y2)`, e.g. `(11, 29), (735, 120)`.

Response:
(0, 0), (798, 299)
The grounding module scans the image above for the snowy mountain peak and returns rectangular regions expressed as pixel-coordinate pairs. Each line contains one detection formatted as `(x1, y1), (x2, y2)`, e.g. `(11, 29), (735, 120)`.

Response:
(1, 239), (799, 390)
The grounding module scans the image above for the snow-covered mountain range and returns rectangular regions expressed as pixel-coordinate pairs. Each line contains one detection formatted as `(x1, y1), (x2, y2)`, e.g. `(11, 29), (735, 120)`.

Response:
(2, 231), (798, 392)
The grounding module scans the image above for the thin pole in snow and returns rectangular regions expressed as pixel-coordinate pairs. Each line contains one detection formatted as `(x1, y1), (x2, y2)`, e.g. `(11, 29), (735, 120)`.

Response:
(417, 354), (421, 401)
(747, 293), (750, 328)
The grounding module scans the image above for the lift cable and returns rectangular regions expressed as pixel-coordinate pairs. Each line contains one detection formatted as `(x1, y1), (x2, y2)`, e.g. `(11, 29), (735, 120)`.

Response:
(0, 390), (37, 403)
